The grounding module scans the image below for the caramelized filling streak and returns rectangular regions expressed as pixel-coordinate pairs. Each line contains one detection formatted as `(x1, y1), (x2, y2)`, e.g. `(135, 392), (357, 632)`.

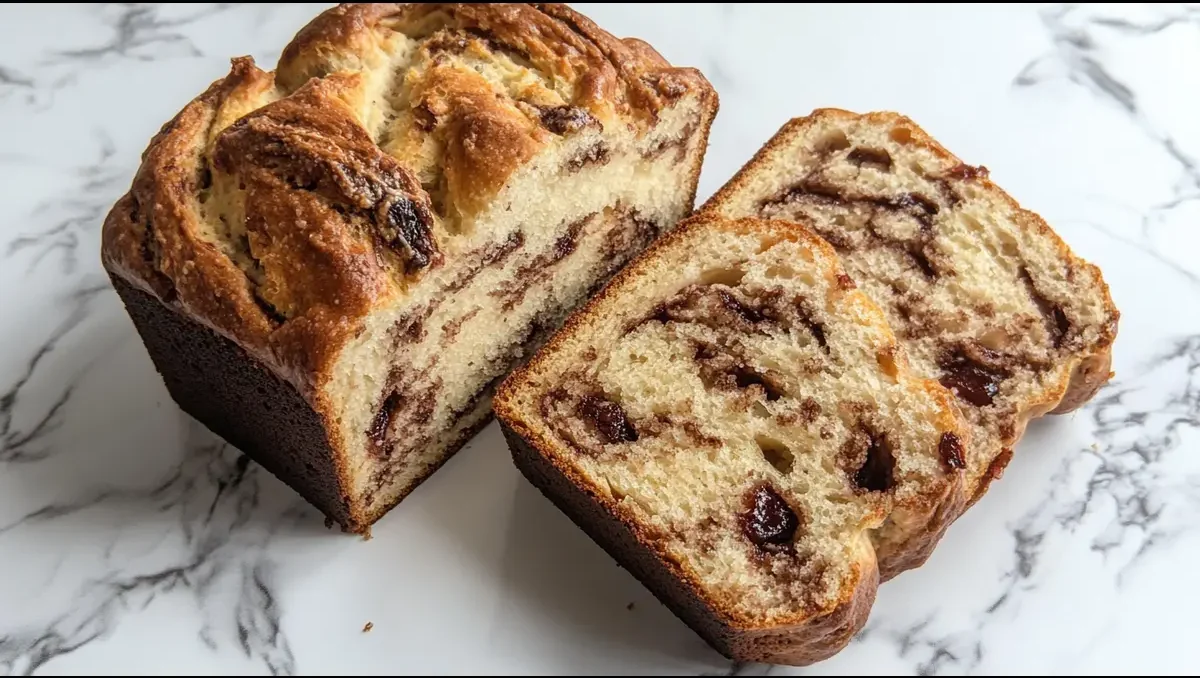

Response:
(758, 141), (1072, 419)
(937, 347), (1008, 408)
(368, 208), (659, 484)
(1019, 267), (1071, 348)
(491, 214), (590, 310)
(640, 284), (829, 356)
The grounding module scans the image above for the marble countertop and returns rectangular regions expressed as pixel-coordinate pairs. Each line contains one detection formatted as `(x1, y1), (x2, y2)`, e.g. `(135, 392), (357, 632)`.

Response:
(1, 3), (1196, 675)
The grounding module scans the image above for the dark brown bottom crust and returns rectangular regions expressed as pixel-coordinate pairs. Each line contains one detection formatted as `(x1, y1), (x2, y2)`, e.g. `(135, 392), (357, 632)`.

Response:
(502, 420), (875, 665)
(114, 274), (511, 534)
(111, 274), (359, 528)
(500, 421), (743, 659)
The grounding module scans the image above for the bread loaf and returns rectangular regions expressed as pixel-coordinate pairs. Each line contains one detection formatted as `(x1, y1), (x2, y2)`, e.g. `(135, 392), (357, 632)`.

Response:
(101, 3), (717, 532)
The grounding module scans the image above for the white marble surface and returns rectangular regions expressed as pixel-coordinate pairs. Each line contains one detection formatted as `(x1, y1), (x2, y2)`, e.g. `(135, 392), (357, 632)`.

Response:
(1, 3), (1196, 675)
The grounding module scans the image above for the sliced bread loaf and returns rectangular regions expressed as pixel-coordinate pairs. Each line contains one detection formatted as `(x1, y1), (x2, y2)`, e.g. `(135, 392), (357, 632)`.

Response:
(101, 3), (717, 532)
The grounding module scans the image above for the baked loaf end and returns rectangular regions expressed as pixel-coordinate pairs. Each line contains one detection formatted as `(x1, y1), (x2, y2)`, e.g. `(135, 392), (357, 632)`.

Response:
(495, 215), (968, 665)
(703, 109), (1119, 577)
(100, 3), (717, 532)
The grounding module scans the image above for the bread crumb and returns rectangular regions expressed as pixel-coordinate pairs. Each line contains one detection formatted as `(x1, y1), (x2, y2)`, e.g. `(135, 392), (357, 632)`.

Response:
(361, 527), (373, 542)
(626, 602), (635, 611)
(362, 622), (374, 633)
(324, 517), (335, 530)
(1091, 443), (1099, 451)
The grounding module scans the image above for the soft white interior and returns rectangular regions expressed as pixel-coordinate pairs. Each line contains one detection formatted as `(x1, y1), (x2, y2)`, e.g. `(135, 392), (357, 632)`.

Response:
(503, 221), (959, 624)
(328, 97), (707, 515)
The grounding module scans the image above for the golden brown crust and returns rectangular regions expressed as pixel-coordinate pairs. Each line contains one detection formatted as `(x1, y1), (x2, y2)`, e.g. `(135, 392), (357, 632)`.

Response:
(1050, 343), (1114, 415)
(494, 215), (967, 666)
(100, 64), (279, 365)
(873, 478), (966, 580)
(101, 3), (716, 401)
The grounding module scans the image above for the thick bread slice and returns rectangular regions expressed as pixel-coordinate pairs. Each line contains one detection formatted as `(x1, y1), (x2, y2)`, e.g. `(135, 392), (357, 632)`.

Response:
(495, 215), (969, 666)
(703, 110), (1119, 577)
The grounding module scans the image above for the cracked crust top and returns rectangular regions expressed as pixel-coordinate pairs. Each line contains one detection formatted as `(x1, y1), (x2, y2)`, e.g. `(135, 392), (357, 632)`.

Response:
(100, 2), (714, 395)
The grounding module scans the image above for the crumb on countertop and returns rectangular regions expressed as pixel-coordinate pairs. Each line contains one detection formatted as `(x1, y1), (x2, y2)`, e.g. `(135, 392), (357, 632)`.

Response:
(626, 602), (635, 611)
(363, 622), (374, 633)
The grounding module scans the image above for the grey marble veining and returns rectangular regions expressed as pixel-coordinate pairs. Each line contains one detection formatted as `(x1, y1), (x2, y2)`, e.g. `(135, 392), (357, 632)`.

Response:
(0, 3), (1195, 675)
